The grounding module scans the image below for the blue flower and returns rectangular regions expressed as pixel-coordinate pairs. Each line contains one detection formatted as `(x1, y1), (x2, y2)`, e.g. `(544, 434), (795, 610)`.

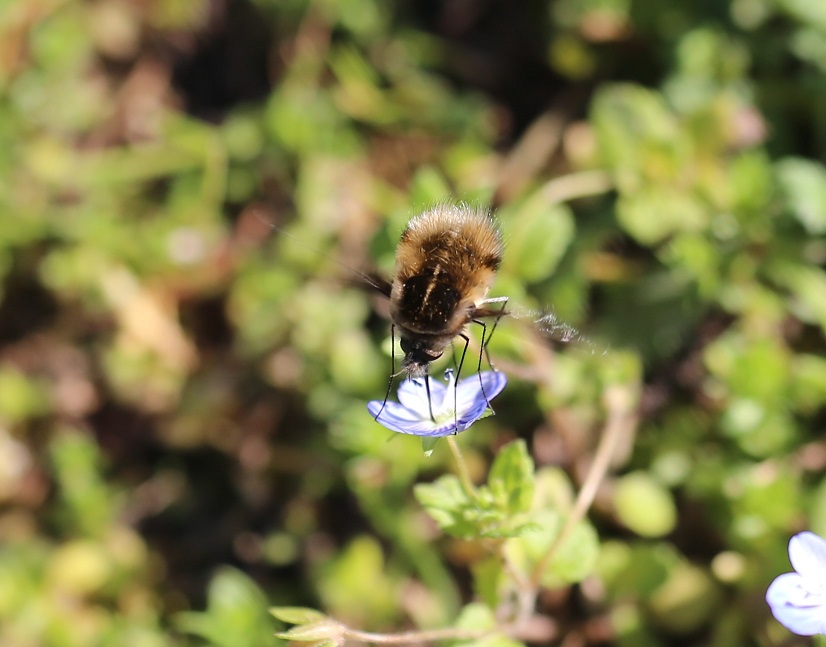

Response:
(766, 531), (826, 635)
(367, 370), (508, 437)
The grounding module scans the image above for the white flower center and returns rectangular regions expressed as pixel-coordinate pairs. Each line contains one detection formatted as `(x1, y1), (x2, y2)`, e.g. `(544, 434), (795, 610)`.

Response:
(429, 372), (459, 424)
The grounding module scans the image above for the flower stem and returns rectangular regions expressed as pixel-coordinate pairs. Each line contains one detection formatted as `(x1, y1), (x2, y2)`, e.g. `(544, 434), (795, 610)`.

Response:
(343, 625), (490, 644)
(542, 169), (614, 205)
(446, 436), (477, 498)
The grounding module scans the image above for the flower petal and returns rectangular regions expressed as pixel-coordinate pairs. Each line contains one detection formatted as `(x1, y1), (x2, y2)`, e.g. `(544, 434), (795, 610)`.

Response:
(767, 572), (826, 635)
(367, 400), (424, 424)
(367, 400), (459, 436)
(427, 372), (508, 434)
(396, 378), (446, 411)
(444, 371), (508, 418)
(367, 370), (509, 437)
(454, 371), (508, 412)
(398, 420), (465, 437)
(789, 532), (826, 583)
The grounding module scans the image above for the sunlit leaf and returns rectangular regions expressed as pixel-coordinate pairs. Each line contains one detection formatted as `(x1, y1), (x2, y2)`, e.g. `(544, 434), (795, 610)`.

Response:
(614, 472), (677, 538)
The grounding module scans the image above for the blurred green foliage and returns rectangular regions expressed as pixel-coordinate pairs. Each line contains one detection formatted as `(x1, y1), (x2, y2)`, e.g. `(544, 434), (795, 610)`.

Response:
(1, 0), (826, 645)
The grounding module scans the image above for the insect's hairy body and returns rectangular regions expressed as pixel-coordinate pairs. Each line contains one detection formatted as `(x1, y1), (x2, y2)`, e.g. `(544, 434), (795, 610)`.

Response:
(389, 205), (504, 376)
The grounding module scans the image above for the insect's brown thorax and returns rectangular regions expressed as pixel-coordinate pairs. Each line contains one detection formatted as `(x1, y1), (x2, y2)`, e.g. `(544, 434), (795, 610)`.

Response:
(389, 206), (504, 375)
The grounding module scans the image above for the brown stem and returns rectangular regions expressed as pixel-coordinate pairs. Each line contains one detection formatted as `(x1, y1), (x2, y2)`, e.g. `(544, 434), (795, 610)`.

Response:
(343, 625), (491, 644)
(530, 384), (637, 586)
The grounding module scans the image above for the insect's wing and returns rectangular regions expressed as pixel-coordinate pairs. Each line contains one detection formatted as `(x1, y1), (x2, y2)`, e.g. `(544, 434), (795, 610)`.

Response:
(355, 271), (392, 298)
(469, 300), (605, 354)
(506, 307), (607, 356)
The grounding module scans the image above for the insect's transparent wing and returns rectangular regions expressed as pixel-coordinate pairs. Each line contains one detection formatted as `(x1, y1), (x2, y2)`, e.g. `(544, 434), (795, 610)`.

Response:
(508, 306), (608, 356)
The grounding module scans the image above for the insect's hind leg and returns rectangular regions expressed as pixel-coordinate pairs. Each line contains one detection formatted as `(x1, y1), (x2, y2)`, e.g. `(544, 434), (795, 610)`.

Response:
(478, 297), (509, 372)
(424, 373), (436, 423)
(375, 324), (397, 421)
(470, 297), (508, 415)
(451, 333), (471, 434)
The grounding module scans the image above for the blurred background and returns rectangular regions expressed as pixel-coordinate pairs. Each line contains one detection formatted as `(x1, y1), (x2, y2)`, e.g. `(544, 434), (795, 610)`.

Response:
(2, 0), (826, 645)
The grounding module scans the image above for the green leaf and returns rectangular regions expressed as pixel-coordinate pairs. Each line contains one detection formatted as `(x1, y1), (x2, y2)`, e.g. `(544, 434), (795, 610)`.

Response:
(673, 27), (749, 82)
(270, 607), (328, 625)
(414, 475), (489, 539)
(590, 84), (683, 190)
(454, 602), (496, 632)
(317, 536), (398, 626)
(176, 567), (273, 647)
(413, 477), (466, 509)
(487, 440), (535, 516)
(614, 472), (677, 538)
(543, 520), (600, 585)
(776, 157), (826, 234)
(0, 367), (51, 423)
(468, 636), (527, 647)
(720, 399), (796, 457)
(422, 437), (440, 457)
(532, 467), (575, 511)
(415, 469), (537, 540)
(771, 264), (826, 333)
(792, 354), (826, 413)
(472, 556), (504, 609)
(511, 511), (600, 586)
(50, 430), (115, 536)
(597, 541), (673, 600)
(409, 167), (453, 206)
(664, 234), (720, 297)
(648, 563), (722, 634)
(775, 1), (826, 42)
(616, 187), (708, 244)
(449, 603), (525, 647)
(501, 196), (575, 282)
(730, 464), (799, 532)
(726, 338), (791, 403)
(729, 151), (773, 217)
(808, 477), (826, 540)
(275, 621), (343, 643)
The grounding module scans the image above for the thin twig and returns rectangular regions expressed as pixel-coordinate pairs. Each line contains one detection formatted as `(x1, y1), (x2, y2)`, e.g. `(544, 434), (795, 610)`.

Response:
(542, 169), (614, 205)
(530, 384), (636, 586)
(343, 625), (492, 644)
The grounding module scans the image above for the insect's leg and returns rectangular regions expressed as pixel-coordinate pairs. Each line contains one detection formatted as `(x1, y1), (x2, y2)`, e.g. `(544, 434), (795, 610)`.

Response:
(469, 320), (493, 414)
(479, 297), (509, 371)
(424, 372), (436, 423)
(447, 340), (460, 429)
(454, 333), (471, 433)
(450, 339), (460, 370)
(375, 324), (396, 421)
(470, 302), (507, 415)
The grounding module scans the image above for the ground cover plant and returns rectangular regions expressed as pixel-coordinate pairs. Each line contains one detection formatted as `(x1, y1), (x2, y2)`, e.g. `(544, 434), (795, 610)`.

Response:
(1, 0), (826, 645)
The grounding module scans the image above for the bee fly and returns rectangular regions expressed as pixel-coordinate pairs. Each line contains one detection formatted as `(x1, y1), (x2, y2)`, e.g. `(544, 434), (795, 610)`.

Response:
(376, 204), (509, 423)
(250, 204), (511, 426)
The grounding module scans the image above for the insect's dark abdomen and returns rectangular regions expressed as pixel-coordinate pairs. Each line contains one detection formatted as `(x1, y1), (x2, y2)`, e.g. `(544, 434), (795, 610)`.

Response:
(399, 274), (461, 331)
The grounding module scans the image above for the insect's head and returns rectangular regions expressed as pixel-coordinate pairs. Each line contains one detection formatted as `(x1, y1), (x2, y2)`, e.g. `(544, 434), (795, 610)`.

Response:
(400, 336), (443, 378)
